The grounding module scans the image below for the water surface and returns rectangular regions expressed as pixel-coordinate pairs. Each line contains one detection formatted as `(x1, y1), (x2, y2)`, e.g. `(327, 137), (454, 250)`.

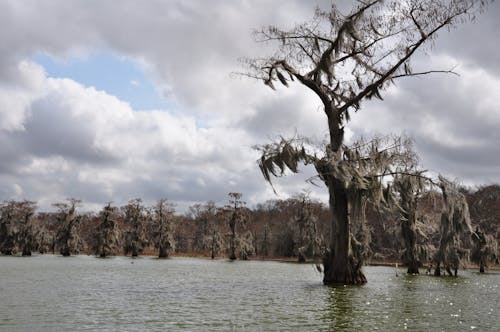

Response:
(0, 255), (498, 331)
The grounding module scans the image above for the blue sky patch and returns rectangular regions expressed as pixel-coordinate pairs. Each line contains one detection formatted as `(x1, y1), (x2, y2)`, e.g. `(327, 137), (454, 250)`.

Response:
(33, 52), (175, 111)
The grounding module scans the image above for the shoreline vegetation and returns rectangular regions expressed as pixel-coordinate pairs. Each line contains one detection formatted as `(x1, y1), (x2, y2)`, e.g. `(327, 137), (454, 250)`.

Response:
(1, 185), (499, 277)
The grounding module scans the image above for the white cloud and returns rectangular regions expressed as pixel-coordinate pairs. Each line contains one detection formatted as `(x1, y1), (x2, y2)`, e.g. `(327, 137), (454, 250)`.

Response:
(0, 60), (269, 210)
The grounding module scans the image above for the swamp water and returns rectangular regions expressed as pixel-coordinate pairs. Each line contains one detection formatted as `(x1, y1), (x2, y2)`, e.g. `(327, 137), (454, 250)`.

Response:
(0, 255), (498, 331)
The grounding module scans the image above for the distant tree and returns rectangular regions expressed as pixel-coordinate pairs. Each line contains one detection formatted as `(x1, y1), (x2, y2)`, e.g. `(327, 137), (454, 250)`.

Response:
(209, 228), (224, 259)
(123, 198), (148, 257)
(238, 230), (255, 260)
(292, 192), (324, 262)
(245, 0), (487, 284)
(226, 192), (246, 260)
(467, 185), (500, 263)
(190, 201), (217, 253)
(37, 226), (53, 254)
(434, 177), (473, 276)
(471, 226), (498, 273)
(0, 201), (19, 255)
(275, 218), (297, 257)
(261, 223), (272, 257)
(54, 198), (84, 256)
(393, 171), (430, 274)
(15, 200), (38, 256)
(94, 203), (121, 258)
(150, 199), (175, 258)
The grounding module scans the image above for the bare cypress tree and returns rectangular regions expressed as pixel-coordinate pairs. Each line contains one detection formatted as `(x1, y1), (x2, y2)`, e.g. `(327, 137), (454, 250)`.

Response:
(245, 0), (487, 284)
(94, 202), (121, 258)
(54, 198), (84, 257)
(150, 199), (175, 258)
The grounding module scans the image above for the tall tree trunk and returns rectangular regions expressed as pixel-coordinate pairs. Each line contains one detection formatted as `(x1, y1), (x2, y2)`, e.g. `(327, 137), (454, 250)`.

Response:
(229, 236), (236, 260)
(229, 223), (236, 260)
(401, 215), (420, 274)
(263, 226), (269, 256)
(211, 231), (216, 259)
(323, 180), (366, 284)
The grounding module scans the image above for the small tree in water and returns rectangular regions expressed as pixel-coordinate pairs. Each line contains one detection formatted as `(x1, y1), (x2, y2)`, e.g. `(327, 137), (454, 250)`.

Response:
(434, 177), (473, 276)
(16, 200), (38, 256)
(245, 0), (488, 284)
(54, 198), (84, 256)
(226, 192), (247, 260)
(0, 200), (19, 255)
(393, 167), (431, 274)
(94, 202), (121, 258)
(123, 198), (148, 257)
(150, 199), (175, 258)
(292, 192), (324, 263)
(190, 201), (218, 254)
(470, 226), (498, 273)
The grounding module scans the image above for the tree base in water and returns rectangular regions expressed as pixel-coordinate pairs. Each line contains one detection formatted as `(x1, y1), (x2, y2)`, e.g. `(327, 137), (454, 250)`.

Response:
(323, 253), (367, 285)
(407, 265), (419, 274)
(158, 247), (169, 258)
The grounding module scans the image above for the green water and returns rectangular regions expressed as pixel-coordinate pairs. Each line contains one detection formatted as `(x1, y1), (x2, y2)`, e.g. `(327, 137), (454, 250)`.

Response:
(0, 255), (498, 331)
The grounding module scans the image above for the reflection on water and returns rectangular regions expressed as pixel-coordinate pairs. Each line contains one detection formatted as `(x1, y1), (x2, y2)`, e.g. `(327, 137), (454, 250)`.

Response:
(323, 286), (355, 330)
(321, 267), (500, 331)
(0, 256), (498, 331)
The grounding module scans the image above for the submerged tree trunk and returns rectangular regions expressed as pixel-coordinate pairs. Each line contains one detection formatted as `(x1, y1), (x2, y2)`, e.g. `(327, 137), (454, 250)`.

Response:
(434, 264), (441, 276)
(323, 179), (366, 285)
(158, 246), (168, 258)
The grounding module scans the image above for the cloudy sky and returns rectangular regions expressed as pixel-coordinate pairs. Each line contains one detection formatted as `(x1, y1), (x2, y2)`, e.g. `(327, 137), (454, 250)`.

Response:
(1, 0), (499, 212)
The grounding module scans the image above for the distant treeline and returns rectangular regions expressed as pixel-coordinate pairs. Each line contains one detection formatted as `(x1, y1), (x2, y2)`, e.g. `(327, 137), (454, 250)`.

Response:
(1, 185), (498, 269)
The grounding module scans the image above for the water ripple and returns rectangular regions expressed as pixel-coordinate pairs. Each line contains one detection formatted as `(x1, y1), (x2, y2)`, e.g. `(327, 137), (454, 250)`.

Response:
(0, 256), (498, 331)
